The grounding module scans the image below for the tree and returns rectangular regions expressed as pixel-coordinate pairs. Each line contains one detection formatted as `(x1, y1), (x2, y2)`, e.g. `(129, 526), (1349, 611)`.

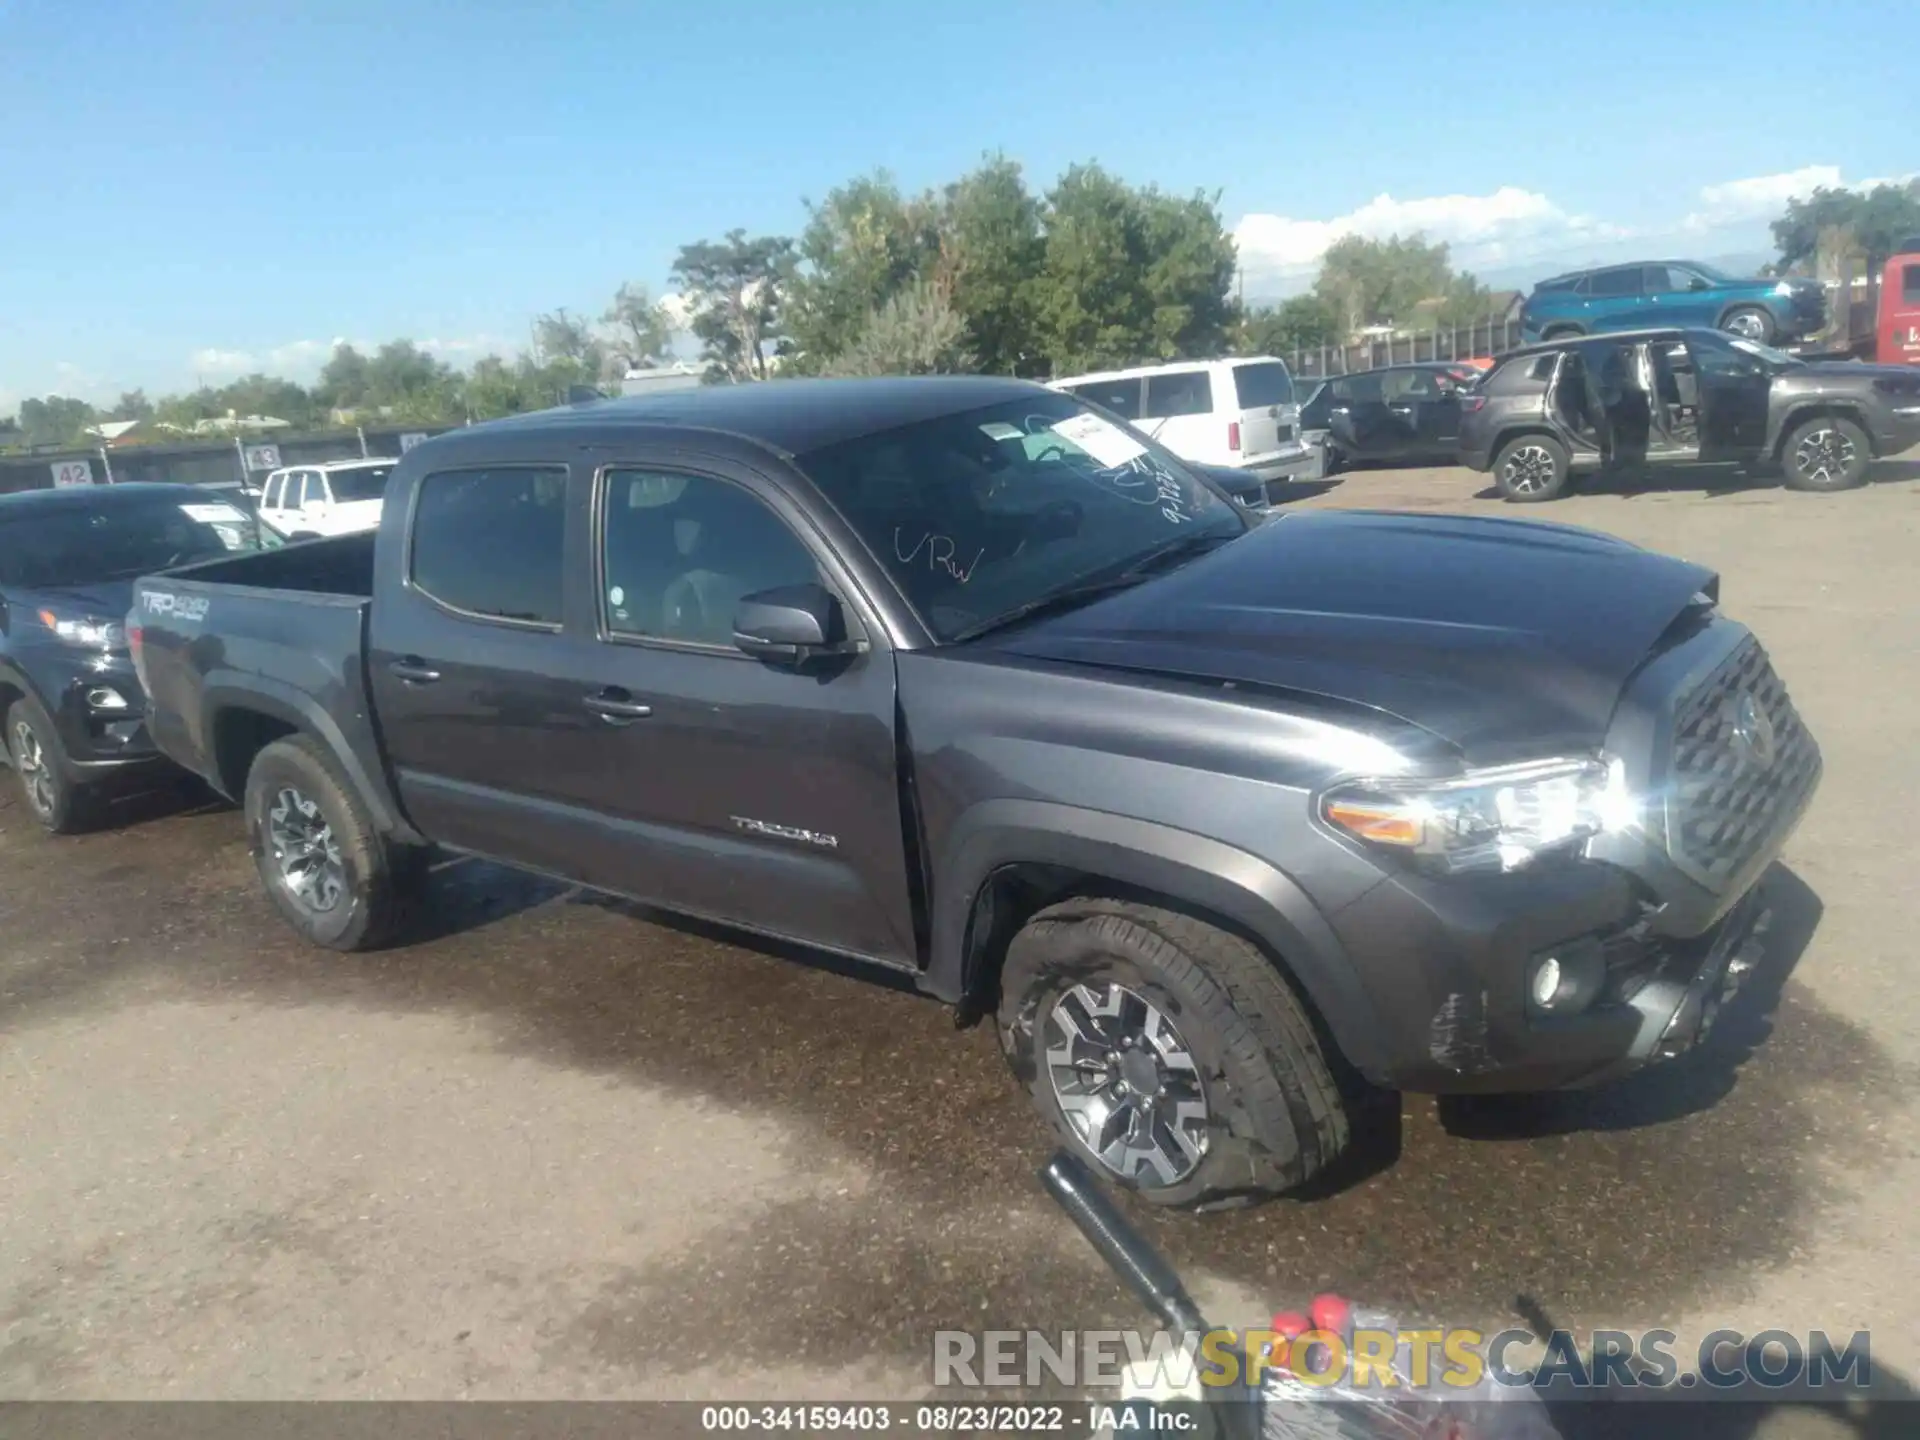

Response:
(460, 355), (530, 420)
(316, 343), (372, 411)
(1032, 163), (1237, 374)
(17, 396), (97, 448)
(823, 282), (976, 377)
(602, 281), (674, 370)
(1772, 182), (1920, 271)
(111, 389), (154, 422)
(784, 173), (939, 370)
(1238, 294), (1340, 353)
(1313, 234), (1455, 336)
(671, 230), (796, 382)
(938, 155), (1045, 375)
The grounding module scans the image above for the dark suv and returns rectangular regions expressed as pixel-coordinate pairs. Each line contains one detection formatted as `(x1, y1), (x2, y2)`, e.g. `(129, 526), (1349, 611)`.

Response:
(1459, 326), (1920, 502)
(0, 483), (267, 830)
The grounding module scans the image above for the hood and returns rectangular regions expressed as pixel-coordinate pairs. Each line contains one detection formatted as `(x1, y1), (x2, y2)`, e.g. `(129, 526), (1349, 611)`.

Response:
(1788, 360), (1920, 384)
(987, 510), (1716, 764)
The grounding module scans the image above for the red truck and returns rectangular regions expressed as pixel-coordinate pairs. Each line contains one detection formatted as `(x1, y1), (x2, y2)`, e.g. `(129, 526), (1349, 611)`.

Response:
(1873, 243), (1920, 365)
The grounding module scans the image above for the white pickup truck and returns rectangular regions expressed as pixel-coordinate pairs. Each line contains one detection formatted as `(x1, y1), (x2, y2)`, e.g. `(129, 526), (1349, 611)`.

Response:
(256, 458), (397, 539)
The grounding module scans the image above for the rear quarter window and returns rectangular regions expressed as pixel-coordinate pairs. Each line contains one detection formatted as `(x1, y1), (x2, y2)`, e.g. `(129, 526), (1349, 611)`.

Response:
(1142, 370), (1214, 419)
(1067, 379), (1144, 420)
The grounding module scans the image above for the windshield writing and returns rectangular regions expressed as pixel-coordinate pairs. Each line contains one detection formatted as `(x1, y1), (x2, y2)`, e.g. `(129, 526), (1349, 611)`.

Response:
(800, 393), (1242, 642)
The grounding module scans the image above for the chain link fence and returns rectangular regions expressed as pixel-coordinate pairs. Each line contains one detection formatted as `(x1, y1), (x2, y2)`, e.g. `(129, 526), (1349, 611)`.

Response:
(1282, 317), (1528, 379)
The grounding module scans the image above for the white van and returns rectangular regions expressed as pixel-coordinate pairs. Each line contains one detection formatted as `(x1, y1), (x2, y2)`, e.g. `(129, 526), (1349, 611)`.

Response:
(1051, 357), (1312, 486)
(256, 458), (397, 540)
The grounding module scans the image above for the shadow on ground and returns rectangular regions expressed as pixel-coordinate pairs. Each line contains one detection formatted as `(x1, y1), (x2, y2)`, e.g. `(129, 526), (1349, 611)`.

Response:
(0, 809), (1906, 1385)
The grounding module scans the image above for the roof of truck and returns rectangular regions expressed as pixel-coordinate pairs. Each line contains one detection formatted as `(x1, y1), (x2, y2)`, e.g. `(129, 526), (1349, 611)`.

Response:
(465, 375), (1050, 456)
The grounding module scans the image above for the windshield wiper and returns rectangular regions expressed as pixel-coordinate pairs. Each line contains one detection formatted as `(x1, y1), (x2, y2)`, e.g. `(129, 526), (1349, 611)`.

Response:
(1110, 528), (1238, 582)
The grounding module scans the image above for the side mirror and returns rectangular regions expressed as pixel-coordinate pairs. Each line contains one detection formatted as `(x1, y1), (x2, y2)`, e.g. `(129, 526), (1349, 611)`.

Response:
(733, 583), (845, 664)
(1689, 278), (1712, 292)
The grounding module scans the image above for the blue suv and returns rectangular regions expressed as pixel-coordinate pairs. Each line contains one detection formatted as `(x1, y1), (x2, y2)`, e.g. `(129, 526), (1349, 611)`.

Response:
(1520, 261), (1826, 346)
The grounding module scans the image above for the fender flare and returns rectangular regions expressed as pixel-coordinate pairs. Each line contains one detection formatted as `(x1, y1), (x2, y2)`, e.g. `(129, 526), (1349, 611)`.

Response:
(199, 671), (420, 842)
(1768, 399), (1874, 460)
(926, 798), (1390, 1077)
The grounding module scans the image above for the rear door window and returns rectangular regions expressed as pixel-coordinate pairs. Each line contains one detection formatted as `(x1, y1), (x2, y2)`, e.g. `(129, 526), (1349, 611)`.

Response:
(1142, 370), (1214, 419)
(1587, 267), (1645, 298)
(1378, 369), (1439, 401)
(410, 467), (568, 627)
(1067, 379), (1143, 420)
(1231, 361), (1294, 408)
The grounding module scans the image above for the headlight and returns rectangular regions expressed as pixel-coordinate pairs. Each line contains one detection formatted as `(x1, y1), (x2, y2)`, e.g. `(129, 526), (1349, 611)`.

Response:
(36, 609), (126, 649)
(1321, 756), (1636, 874)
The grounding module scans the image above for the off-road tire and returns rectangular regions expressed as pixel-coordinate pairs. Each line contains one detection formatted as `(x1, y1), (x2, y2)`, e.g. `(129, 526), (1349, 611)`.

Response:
(1493, 433), (1572, 502)
(5, 694), (92, 835)
(996, 899), (1350, 1210)
(244, 733), (405, 950)
(1782, 414), (1872, 493)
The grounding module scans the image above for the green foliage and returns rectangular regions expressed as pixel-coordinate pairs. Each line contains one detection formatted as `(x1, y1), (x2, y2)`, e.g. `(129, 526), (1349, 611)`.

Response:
(671, 229), (796, 382)
(17, 395), (98, 448)
(1772, 182), (1920, 271)
(602, 281), (673, 368)
(1033, 163), (1237, 374)
(1238, 293), (1341, 353)
(784, 173), (940, 371)
(822, 282), (975, 377)
(1314, 234), (1453, 334)
(938, 156), (1046, 375)
(112, 389), (154, 422)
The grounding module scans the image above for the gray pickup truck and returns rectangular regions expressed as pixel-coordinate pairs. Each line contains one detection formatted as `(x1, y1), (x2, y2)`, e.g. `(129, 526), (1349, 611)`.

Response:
(131, 377), (1821, 1209)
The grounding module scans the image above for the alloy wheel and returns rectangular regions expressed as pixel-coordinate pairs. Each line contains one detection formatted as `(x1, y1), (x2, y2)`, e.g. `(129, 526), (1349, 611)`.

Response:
(1792, 427), (1857, 487)
(11, 719), (55, 819)
(1501, 444), (1557, 495)
(266, 785), (347, 913)
(1044, 980), (1209, 1186)
(1723, 311), (1768, 341)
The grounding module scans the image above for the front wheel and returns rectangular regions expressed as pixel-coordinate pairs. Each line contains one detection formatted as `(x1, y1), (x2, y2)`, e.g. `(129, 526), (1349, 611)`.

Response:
(1720, 306), (1776, 344)
(1782, 414), (1871, 492)
(5, 695), (90, 834)
(1493, 434), (1572, 502)
(244, 733), (407, 950)
(996, 899), (1351, 1209)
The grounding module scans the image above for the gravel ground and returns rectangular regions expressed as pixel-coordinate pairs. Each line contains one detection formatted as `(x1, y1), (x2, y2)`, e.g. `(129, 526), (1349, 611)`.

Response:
(3, 455), (1918, 1432)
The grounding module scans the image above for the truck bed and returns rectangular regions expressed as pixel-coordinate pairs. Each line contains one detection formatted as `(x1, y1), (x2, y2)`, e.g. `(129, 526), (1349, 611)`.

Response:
(132, 531), (393, 808)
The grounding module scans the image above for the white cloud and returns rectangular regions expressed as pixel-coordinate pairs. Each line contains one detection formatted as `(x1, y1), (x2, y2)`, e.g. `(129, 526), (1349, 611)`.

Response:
(187, 334), (503, 384)
(1235, 185), (1627, 295)
(1683, 165), (1843, 232)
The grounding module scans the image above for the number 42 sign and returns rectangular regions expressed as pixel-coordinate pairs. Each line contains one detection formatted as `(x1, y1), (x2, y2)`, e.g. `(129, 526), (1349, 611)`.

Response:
(51, 460), (94, 487)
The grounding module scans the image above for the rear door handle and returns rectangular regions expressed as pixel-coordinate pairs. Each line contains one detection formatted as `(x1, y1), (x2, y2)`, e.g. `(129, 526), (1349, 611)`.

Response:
(388, 658), (441, 684)
(583, 689), (653, 723)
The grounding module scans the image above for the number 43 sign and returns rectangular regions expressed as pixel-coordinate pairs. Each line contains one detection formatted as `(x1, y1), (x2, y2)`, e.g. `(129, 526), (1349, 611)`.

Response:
(51, 460), (94, 487)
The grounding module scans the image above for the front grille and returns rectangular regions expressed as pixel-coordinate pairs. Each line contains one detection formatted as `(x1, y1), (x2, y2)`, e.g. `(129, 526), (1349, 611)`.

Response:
(1666, 638), (1820, 890)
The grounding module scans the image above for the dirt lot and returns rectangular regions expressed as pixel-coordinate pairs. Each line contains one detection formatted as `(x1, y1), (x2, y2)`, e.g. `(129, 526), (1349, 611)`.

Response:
(4, 459), (1919, 1417)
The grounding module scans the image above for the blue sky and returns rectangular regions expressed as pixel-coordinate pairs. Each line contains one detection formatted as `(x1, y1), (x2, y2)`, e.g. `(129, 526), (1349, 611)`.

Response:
(2, 0), (1913, 411)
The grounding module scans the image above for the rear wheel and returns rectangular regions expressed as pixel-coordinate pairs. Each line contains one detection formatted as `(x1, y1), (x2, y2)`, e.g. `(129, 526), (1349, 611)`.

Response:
(1782, 414), (1871, 492)
(1493, 434), (1571, 502)
(996, 899), (1351, 1209)
(5, 694), (90, 835)
(244, 733), (407, 950)
(1541, 324), (1582, 341)
(1721, 306), (1776, 344)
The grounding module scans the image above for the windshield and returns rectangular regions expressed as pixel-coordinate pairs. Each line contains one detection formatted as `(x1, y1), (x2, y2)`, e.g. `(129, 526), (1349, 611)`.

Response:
(326, 465), (393, 502)
(1688, 261), (1738, 284)
(799, 391), (1244, 642)
(0, 496), (264, 587)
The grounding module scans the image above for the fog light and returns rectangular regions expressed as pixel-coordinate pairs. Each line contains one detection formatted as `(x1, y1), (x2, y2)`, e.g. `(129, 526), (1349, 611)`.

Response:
(1527, 939), (1605, 1017)
(86, 686), (129, 711)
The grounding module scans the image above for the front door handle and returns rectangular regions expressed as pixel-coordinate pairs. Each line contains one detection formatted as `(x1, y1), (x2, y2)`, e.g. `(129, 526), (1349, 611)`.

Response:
(583, 689), (653, 723)
(388, 658), (442, 684)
